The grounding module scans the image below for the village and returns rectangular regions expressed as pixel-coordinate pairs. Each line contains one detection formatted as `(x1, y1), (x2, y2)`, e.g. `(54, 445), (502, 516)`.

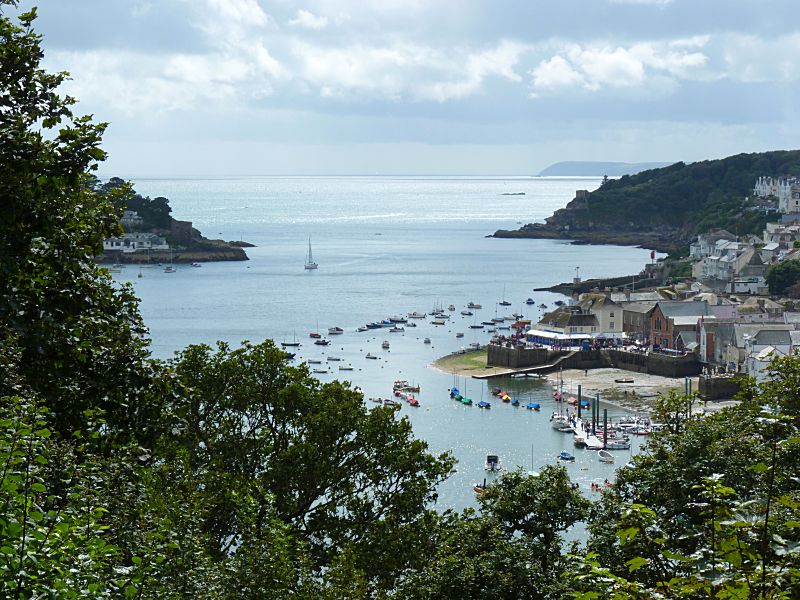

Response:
(487, 175), (800, 399)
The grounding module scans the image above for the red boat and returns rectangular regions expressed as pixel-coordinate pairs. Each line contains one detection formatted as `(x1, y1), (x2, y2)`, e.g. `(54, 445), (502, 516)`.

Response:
(309, 332), (321, 338)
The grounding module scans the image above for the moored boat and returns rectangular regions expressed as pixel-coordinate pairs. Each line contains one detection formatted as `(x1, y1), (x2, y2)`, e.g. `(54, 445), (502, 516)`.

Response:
(559, 451), (575, 462)
(314, 339), (331, 346)
(484, 454), (502, 471)
(598, 449), (614, 463)
(328, 326), (344, 335)
(477, 400), (491, 409)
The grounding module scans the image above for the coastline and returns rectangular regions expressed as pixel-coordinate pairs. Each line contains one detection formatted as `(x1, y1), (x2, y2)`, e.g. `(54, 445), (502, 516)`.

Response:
(430, 351), (697, 414)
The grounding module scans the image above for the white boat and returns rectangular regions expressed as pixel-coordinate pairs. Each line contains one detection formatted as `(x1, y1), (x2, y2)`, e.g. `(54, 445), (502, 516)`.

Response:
(407, 311), (426, 319)
(191, 262), (201, 267)
(598, 450), (614, 463)
(356, 326), (368, 332)
(339, 365), (354, 371)
(328, 326), (344, 335)
(304, 237), (318, 270)
(484, 454), (502, 472)
(163, 265), (176, 273)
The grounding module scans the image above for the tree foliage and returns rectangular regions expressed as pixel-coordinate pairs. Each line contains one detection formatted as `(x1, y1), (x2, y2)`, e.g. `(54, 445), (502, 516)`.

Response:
(766, 260), (800, 296)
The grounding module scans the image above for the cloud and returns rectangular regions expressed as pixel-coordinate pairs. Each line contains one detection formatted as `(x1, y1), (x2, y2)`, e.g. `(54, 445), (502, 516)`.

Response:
(205, 0), (268, 27)
(721, 33), (800, 83)
(288, 9), (329, 30)
(530, 41), (708, 95)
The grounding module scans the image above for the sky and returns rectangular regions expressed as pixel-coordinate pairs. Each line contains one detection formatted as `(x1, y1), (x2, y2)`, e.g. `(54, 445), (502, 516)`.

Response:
(21, 0), (800, 175)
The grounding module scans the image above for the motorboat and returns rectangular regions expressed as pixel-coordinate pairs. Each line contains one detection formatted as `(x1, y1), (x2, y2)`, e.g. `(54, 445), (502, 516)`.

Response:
(431, 319), (446, 325)
(407, 312), (426, 319)
(559, 451), (575, 462)
(456, 332), (464, 338)
(366, 322), (382, 329)
(309, 332), (321, 338)
(406, 322), (417, 327)
(539, 303), (547, 309)
(598, 450), (614, 463)
(389, 326), (404, 332)
(469, 324), (484, 329)
(307, 359), (322, 364)
(191, 262), (201, 267)
(448, 304), (456, 311)
(484, 454), (502, 471)
(423, 338), (431, 344)
(481, 321), (494, 326)
(467, 302), (483, 309)
(389, 315), (407, 323)
(461, 310), (473, 316)
(477, 400), (491, 409)
(366, 353), (378, 360)
(525, 402), (541, 411)
(314, 339), (330, 346)
(312, 368), (328, 374)
(511, 398), (520, 407)
(326, 356), (342, 361)
(526, 298), (535, 305)
(356, 326), (368, 332)
(382, 341), (390, 349)
(604, 438), (632, 450)
(328, 326), (344, 335)
(339, 365), (354, 371)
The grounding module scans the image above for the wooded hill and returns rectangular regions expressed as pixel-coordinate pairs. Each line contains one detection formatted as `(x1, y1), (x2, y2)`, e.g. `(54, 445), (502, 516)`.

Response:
(511, 150), (800, 251)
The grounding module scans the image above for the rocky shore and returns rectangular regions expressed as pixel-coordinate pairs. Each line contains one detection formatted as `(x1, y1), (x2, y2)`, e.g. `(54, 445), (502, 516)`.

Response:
(491, 224), (682, 254)
(99, 242), (249, 264)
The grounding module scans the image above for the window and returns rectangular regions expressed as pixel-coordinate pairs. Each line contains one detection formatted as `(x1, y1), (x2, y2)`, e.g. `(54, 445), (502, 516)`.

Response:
(610, 322), (615, 330)
(655, 318), (662, 331)
(609, 312), (615, 318)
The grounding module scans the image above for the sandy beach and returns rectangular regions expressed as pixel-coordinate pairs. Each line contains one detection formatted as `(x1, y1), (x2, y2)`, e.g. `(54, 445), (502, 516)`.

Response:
(432, 351), (703, 414)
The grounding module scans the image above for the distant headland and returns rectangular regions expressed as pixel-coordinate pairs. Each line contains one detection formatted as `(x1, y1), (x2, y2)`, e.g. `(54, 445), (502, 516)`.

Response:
(537, 161), (673, 177)
(96, 177), (250, 264)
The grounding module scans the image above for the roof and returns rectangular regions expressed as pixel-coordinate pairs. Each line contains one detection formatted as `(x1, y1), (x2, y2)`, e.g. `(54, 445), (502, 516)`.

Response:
(763, 242), (780, 251)
(753, 329), (792, 346)
(621, 302), (656, 315)
(732, 323), (794, 347)
(784, 312), (800, 324)
(754, 346), (782, 361)
(672, 316), (703, 326)
(656, 301), (711, 319)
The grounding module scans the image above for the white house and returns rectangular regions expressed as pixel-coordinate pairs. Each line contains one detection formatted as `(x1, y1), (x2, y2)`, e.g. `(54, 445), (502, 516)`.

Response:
(103, 233), (169, 253)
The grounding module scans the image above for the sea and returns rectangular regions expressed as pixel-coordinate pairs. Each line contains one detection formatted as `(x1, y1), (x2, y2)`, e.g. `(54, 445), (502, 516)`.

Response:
(111, 175), (655, 512)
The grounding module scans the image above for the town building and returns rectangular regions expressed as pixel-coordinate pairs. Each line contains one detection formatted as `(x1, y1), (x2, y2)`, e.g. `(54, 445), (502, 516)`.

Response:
(102, 233), (169, 253)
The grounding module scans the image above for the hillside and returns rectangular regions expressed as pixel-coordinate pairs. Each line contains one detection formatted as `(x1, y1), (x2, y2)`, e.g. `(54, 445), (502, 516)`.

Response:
(538, 161), (672, 177)
(497, 150), (800, 253)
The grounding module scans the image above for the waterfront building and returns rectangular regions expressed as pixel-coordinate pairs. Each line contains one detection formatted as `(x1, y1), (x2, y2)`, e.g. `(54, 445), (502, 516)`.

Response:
(650, 300), (711, 350)
(102, 232), (169, 253)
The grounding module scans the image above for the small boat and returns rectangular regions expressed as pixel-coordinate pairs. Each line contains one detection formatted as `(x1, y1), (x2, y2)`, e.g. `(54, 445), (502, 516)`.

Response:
(389, 315), (408, 323)
(326, 356), (342, 362)
(468, 342), (480, 350)
(328, 326), (344, 335)
(304, 237), (318, 270)
(477, 400), (491, 409)
(406, 322), (417, 327)
(382, 341), (390, 349)
(423, 337), (431, 344)
(314, 339), (330, 346)
(356, 326), (368, 332)
(309, 332), (321, 338)
(366, 353), (379, 360)
(307, 359), (322, 364)
(473, 479), (488, 495)
(598, 450), (614, 463)
(461, 310), (473, 316)
(491, 317), (504, 323)
(339, 365), (354, 371)
(469, 324), (484, 329)
(604, 438), (632, 450)
(408, 397), (420, 407)
(481, 321), (494, 326)
(525, 402), (541, 411)
(467, 302), (482, 309)
(370, 397), (383, 404)
(407, 312), (426, 319)
(554, 300), (565, 306)
(389, 326), (404, 332)
(614, 378), (634, 384)
(526, 298), (535, 305)
(448, 304), (455, 311)
(559, 451), (575, 462)
(190, 262), (202, 268)
(383, 398), (401, 408)
(539, 303), (547, 309)
(366, 322), (382, 329)
(431, 319), (446, 325)
(484, 454), (502, 471)
(163, 265), (176, 273)
(455, 332), (464, 338)
(312, 369), (328, 374)
(511, 398), (520, 407)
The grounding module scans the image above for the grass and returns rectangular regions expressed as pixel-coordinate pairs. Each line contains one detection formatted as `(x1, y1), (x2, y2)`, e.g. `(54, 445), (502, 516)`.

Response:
(433, 350), (491, 374)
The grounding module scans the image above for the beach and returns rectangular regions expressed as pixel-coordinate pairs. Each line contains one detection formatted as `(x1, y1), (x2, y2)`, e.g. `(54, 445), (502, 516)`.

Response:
(432, 351), (700, 414)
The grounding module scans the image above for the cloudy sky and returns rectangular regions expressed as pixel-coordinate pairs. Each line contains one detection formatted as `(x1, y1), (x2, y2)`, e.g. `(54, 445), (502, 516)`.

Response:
(24, 0), (800, 175)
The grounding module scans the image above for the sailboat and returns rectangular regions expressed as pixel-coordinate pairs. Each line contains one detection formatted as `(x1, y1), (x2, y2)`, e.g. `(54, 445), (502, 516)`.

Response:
(304, 237), (318, 270)
(281, 330), (301, 348)
(499, 284), (512, 307)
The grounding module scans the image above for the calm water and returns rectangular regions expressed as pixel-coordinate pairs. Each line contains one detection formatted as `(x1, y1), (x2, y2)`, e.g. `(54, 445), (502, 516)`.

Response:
(114, 175), (652, 511)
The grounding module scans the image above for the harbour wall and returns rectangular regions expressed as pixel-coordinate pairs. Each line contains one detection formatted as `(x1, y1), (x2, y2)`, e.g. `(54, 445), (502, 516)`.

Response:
(698, 375), (741, 401)
(487, 345), (701, 378)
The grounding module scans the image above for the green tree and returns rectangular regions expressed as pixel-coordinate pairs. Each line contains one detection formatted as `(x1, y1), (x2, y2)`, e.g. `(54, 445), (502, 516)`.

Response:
(766, 260), (800, 295)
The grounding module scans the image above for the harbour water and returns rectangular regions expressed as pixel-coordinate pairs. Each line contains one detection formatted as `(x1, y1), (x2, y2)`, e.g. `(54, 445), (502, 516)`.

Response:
(113, 175), (653, 511)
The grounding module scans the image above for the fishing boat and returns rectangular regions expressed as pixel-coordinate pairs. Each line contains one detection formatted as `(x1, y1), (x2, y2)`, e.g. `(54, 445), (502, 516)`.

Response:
(467, 302), (482, 309)
(304, 237), (318, 270)
(314, 339), (330, 346)
(328, 326), (344, 335)
(559, 451), (575, 462)
(484, 454), (502, 471)
(598, 450), (614, 463)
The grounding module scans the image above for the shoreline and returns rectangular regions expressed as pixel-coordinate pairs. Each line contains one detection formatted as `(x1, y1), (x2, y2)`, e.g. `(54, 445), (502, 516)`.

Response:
(430, 351), (699, 414)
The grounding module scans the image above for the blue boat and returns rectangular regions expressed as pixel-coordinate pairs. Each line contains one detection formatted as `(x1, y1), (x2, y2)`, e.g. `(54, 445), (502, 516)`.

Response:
(366, 322), (382, 329)
(511, 398), (520, 406)
(526, 402), (541, 411)
(450, 387), (460, 398)
(580, 399), (590, 408)
(559, 451), (575, 462)
(477, 400), (491, 409)
(526, 298), (535, 305)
